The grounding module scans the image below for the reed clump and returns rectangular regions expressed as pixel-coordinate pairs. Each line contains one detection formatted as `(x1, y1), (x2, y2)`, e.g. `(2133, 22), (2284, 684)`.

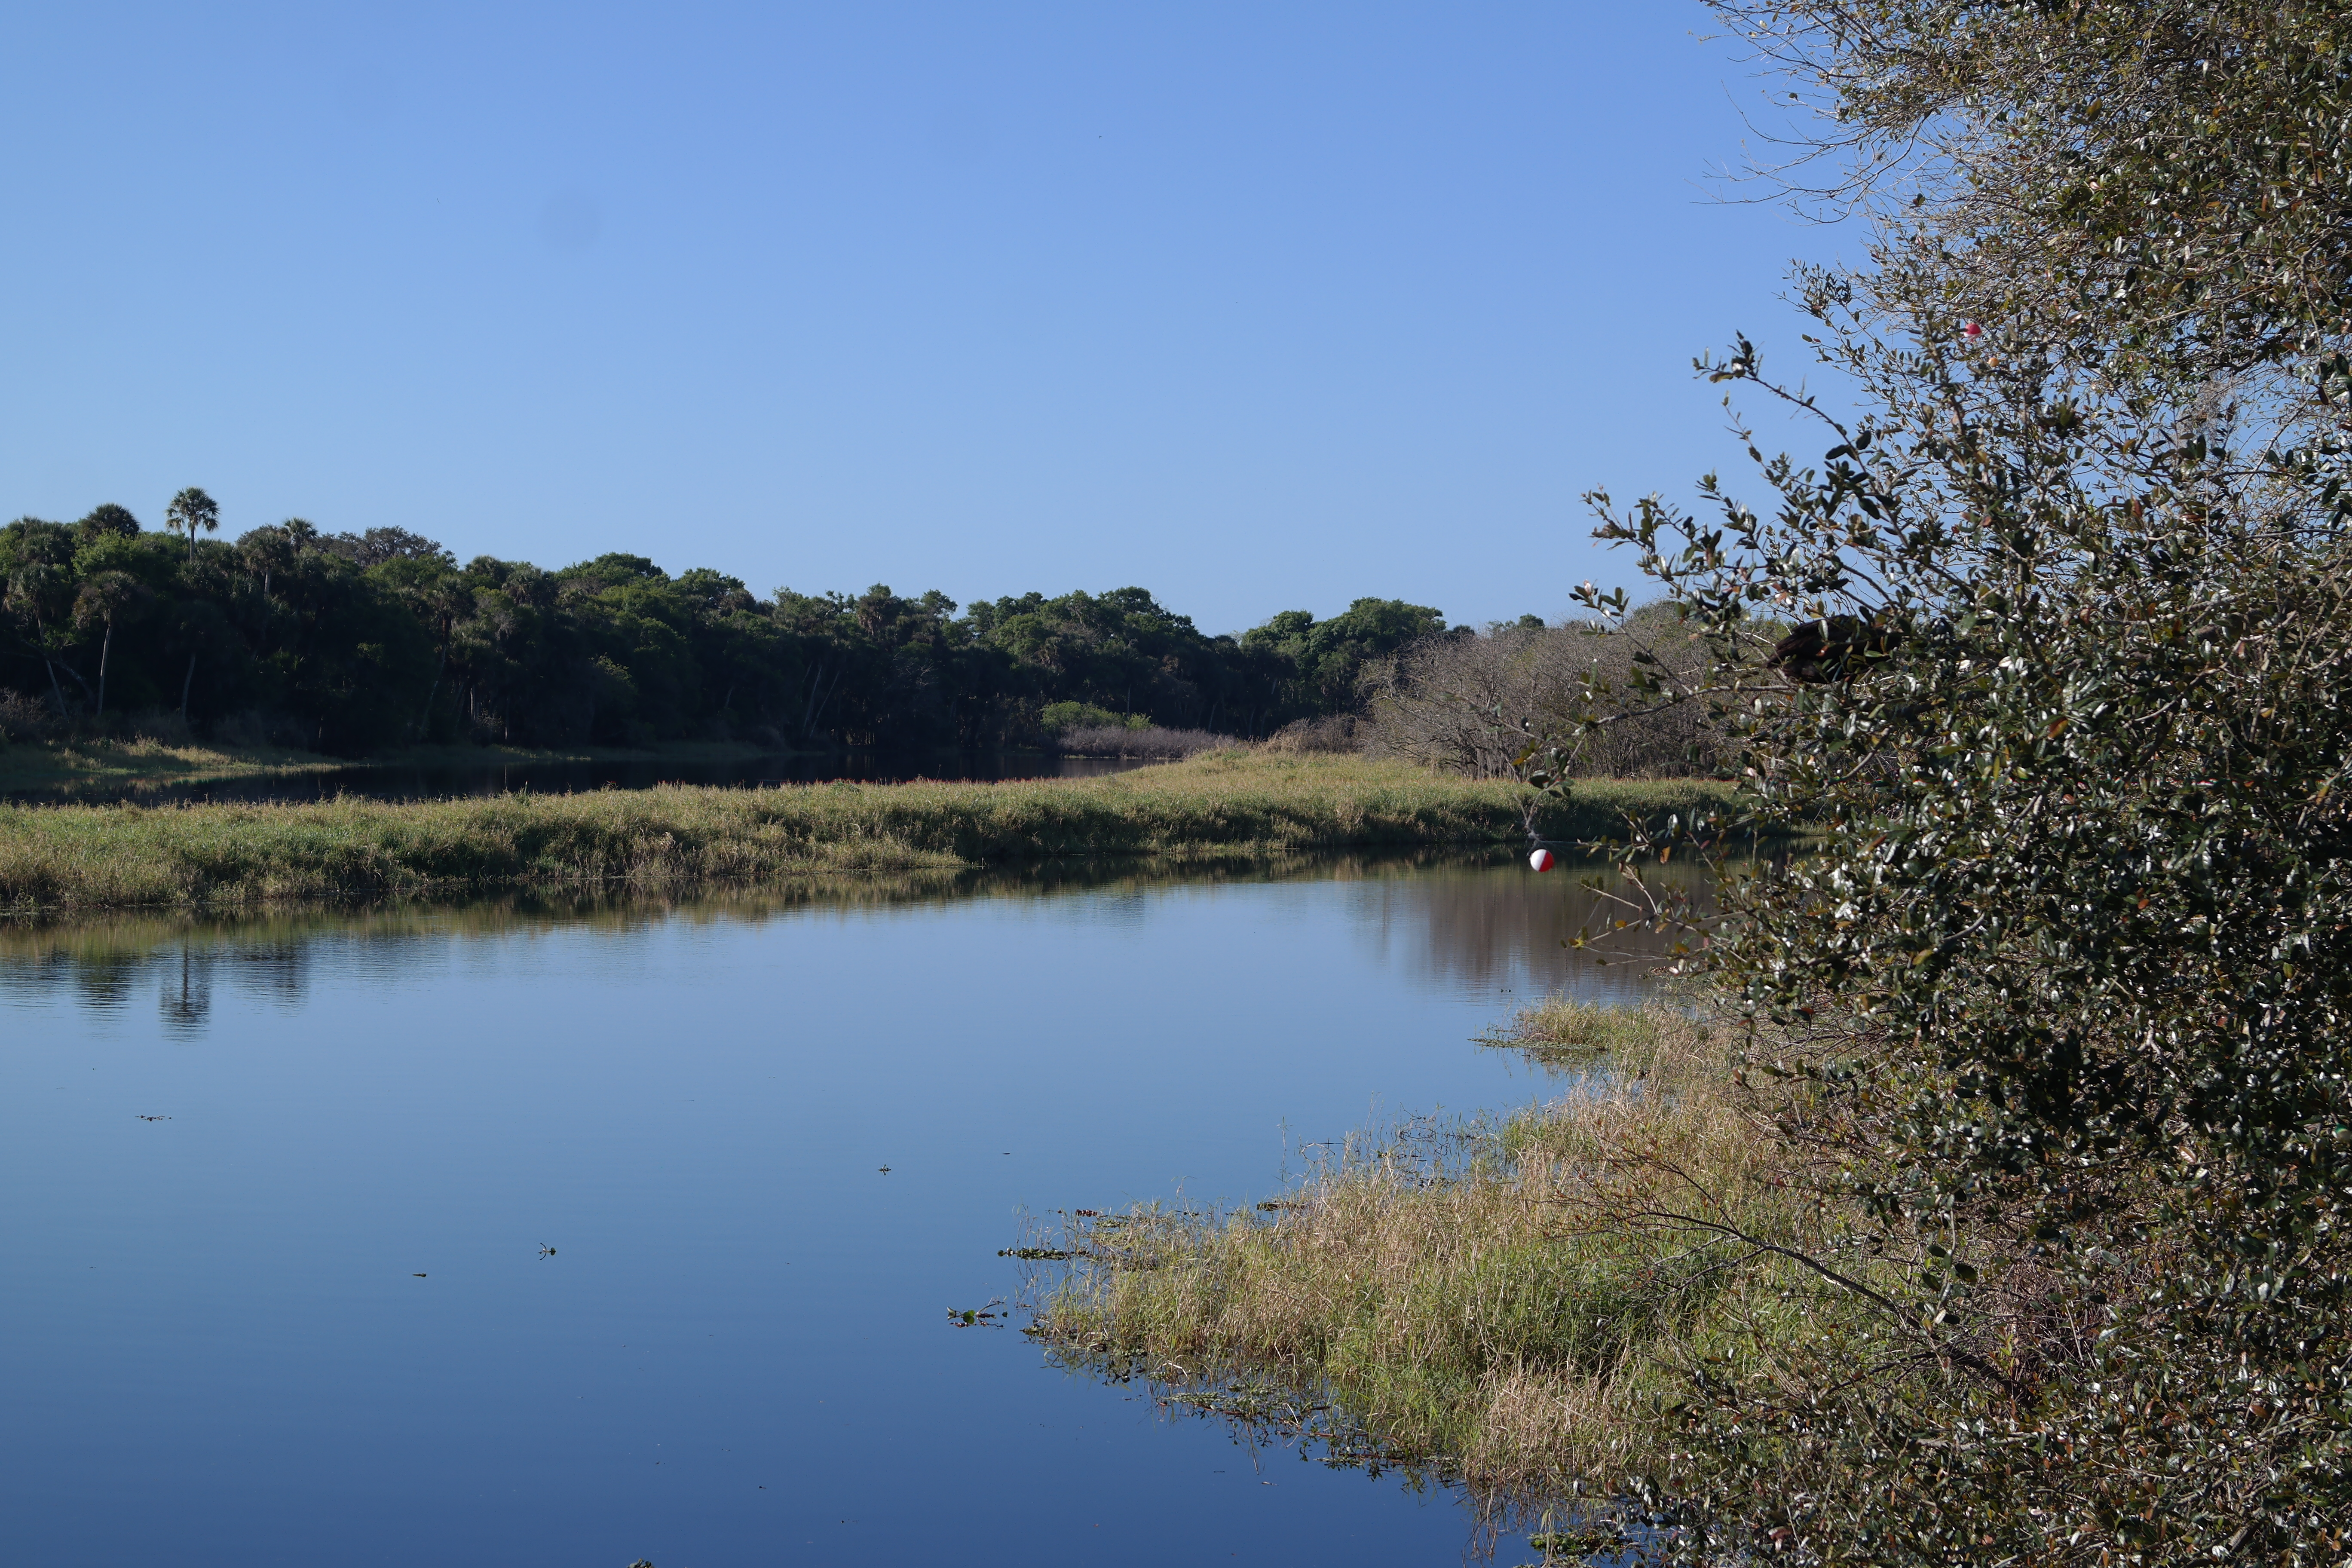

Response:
(0, 784), (955, 915)
(1022, 999), (1864, 1499)
(0, 752), (1738, 915)
(1053, 724), (1236, 759)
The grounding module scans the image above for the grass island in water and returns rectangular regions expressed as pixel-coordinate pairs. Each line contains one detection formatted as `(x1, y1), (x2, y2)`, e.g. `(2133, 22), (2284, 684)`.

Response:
(0, 751), (1736, 916)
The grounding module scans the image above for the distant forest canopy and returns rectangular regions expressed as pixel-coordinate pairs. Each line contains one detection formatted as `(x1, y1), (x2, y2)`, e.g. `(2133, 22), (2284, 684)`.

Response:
(0, 494), (1478, 755)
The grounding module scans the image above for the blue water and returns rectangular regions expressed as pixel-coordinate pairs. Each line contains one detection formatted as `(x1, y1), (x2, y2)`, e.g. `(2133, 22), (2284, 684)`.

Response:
(0, 858), (1660, 1566)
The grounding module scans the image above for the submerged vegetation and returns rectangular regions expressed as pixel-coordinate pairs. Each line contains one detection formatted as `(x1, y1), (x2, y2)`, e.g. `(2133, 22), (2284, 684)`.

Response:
(0, 752), (1735, 916)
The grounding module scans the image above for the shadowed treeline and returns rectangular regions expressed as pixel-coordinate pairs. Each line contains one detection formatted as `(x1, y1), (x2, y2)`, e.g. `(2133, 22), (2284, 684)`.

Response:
(0, 501), (1454, 756)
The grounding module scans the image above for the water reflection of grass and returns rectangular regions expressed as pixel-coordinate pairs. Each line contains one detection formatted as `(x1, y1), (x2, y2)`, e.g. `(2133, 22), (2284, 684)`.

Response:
(0, 848), (1634, 1016)
(0, 846), (1475, 949)
(0, 752), (1740, 916)
(1019, 1000), (1840, 1540)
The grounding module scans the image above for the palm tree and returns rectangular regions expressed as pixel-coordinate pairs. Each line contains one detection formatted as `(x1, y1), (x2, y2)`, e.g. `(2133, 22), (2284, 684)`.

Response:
(171, 600), (236, 726)
(239, 523), (298, 602)
(5, 560), (92, 714)
(73, 571), (150, 715)
(401, 570), (475, 739)
(165, 487), (220, 561)
(76, 503), (141, 543)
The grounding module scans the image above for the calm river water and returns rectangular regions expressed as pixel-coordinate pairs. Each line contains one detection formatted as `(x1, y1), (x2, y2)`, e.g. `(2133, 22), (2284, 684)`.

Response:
(0, 854), (1684, 1567)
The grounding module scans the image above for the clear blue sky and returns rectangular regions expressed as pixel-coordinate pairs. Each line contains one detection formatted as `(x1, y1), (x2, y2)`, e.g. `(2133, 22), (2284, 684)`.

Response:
(0, 2), (1840, 634)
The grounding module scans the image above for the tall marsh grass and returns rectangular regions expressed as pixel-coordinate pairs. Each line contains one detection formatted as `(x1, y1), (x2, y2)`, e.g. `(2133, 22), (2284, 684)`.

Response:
(1020, 999), (1865, 1505)
(1052, 724), (1237, 759)
(0, 752), (1739, 915)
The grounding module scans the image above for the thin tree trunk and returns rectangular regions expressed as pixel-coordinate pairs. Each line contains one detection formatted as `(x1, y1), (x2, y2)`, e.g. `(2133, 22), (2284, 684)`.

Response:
(804, 665), (843, 742)
(181, 654), (198, 723)
(49, 656), (96, 706)
(97, 620), (112, 716)
(415, 640), (449, 740)
(799, 665), (823, 737)
(45, 659), (68, 716)
(801, 664), (843, 742)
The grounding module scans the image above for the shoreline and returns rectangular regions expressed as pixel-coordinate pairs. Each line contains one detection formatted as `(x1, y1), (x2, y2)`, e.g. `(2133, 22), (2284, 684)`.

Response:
(1020, 997), (1815, 1507)
(0, 752), (1747, 917)
(0, 737), (812, 799)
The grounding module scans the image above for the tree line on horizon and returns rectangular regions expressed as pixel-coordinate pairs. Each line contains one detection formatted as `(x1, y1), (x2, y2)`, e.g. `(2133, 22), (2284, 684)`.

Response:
(0, 495), (1468, 755)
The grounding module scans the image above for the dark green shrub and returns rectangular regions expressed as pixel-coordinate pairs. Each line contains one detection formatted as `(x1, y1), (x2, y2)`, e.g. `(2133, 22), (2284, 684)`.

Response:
(1562, 5), (2352, 1560)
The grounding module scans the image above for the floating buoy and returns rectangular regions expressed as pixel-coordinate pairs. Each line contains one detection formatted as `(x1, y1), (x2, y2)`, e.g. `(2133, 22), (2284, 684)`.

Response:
(1529, 848), (1556, 873)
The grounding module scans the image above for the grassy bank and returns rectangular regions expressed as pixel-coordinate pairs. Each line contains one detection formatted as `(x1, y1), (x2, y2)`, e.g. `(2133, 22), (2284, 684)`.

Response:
(1018, 998), (1867, 1512)
(0, 752), (1736, 915)
(0, 736), (343, 796)
(0, 736), (788, 798)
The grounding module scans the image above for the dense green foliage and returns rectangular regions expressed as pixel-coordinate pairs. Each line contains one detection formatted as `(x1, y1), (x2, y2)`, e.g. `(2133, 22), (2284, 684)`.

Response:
(0, 514), (1447, 755)
(1549, 3), (2352, 1562)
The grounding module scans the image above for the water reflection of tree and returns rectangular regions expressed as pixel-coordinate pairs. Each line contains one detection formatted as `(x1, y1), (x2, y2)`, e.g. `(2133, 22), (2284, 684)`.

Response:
(0, 850), (1723, 1027)
(0, 927), (312, 1034)
(160, 945), (211, 1033)
(1347, 857), (1717, 999)
(155, 941), (305, 1032)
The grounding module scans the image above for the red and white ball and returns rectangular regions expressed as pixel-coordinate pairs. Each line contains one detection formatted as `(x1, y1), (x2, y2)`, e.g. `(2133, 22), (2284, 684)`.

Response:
(1528, 848), (1556, 873)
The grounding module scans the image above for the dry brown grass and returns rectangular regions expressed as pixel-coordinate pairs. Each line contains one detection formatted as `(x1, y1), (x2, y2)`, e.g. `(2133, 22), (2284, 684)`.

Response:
(1021, 998), (1854, 1500)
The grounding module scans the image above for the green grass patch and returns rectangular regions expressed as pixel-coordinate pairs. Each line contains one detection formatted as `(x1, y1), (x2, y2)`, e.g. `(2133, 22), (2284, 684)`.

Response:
(0, 752), (1739, 915)
(0, 736), (795, 798)
(1017, 998), (1875, 1506)
(0, 737), (343, 796)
